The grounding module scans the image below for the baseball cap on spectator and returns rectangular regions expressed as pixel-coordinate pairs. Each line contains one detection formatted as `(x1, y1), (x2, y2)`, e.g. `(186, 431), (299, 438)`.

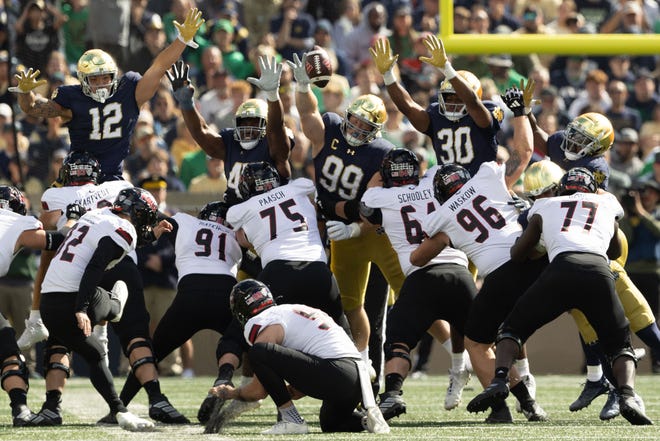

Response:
(636, 68), (655, 80)
(146, 13), (164, 31)
(485, 54), (513, 68)
(0, 103), (12, 121)
(28, 0), (45, 10)
(622, 1), (642, 15)
(540, 86), (558, 98)
(454, 6), (471, 19)
(315, 19), (332, 34)
(214, 19), (234, 34)
(641, 178), (660, 193)
(139, 175), (168, 191)
(617, 128), (639, 143)
(522, 6), (539, 21)
(394, 5), (412, 16)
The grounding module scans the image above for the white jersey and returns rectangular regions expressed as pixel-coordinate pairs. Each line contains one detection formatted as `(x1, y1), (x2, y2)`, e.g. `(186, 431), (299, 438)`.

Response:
(244, 304), (360, 360)
(42, 181), (133, 230)
(226, 178), (326, 266)
(171, 212), (243, 280)
(0, 210), (42, 276)
(361, 166), (468, 276)
(528, 192), (624, 262)
(422, 162), (522, 277)
(42, 208), (137, 294)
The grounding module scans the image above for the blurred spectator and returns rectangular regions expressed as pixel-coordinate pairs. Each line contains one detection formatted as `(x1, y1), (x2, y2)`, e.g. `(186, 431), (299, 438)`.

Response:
(575, 0), (616, 33)
(270, 0), (315, 62)
(126, 12), (166, 74)
(169, 117), (200, 170)
(547, 0), (582, 33)
(199, 67), (233, 125)
(413, 0), (439, 33)
(453, 6), (471, 34)
(45, 147), (67, 185)
(348, 63), (378, 104)
(125, 124), (161, 179)
(188, 155), (227, 194)
(178, 149), (207, 188)
(25, 115), (69, 184)
(469, 5), (491, 34)
(388, 5), (417, 75)
(145, 148), (186, 191)
(15, 0), (67, 73)
(484, 54), (526, 94)
(606, 79), (642, 132)
(601, 0), (649, 33)
(513, 5), (556, 69)
(313, 18), (349, 79)
(345, 2), (389, 74)
(322, 75), (350, 115)
(242, 0), (283, 48)
(193, 45), (223, 96)
(85, 0), (131, 71)
(619, 177), (660, 373)
(151, 88), (180, 144)
(488, 0), (521, 33)
(513, 0), (563, 22)
(128, 0), (157, 60)
(400, 31), (442, 93)
(332, 0), (360, 57)
(213, 78), (252, 130)
(61, 0), (89, 66)
(639, 102), (660, 160)
(567, 69), (611, 120)
(212, 18), (255, 80)
(606, 55), (636, 87)
(627, 71), (660, 123)
(32, 50), (78, 98)
(0, 51), (11, 104)
(550, 56), (590, 106)
(610, 127), (644, 176)
(382, 95), (414, 148)
(537, 86), (570, 128)
(537, 111), (560, 134)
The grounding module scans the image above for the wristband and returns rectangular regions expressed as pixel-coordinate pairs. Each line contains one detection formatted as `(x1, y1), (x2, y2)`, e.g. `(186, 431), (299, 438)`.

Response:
(266, 89), (279, 102)
(524, 107), (532, 116)
(176, 32), (199, 49)
(383, 69), (396, 86)
(443, 62), (457, 81)
(347, 222), (361, 239)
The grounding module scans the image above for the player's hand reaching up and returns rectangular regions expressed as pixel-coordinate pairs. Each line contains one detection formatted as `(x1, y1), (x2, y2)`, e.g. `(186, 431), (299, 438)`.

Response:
(9, 68), (47, 94)
(370, 38), (398, 85)
(502, 86), (526, 117)
(166, 61), (195, 110)
(174, 7), (205, 48)
(521, 78), (539, 115)
(286, 53), (311, 92)
(248, 55), (283, 101)
(419, 34), (449, 70)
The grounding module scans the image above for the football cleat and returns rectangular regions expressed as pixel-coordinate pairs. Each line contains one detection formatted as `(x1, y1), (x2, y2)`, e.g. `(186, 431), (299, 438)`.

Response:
(445, 367), (471, 410)
(619, 394), (653, 425)
(12, 404), (37, 427)
(117, 411), (155, 432)
(378, 390), (406, 420)
(569, 377), (610, 411)
(109, 281), (129, 322)
(520, 400), (548, 422)
(362, 407), (390, 434)
(198, 393), (222, 424)
(467, 379), (509, 413)
(97, 412), (118, 425)
(515, 374), (537, 413)
(599, 388), (620, 421)
(149, 395), (190, 424)
(17, 318), (49, 350)
(29, 405), (62, 426)
(485, 404), (513, 424)
(261, 420), (309, 435)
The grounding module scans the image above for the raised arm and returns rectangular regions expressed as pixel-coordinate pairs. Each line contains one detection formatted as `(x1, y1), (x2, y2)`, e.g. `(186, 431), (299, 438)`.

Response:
(287, 53), (325, 157)
(135, 8), (204, 107)
(520, 79), (548, 155)
(501, 81), (534, 188)
(12, 68), (73, 120)
(167, 60), (227, 159)
(370, 38), (430, 132)
(247, 55), (292, 179)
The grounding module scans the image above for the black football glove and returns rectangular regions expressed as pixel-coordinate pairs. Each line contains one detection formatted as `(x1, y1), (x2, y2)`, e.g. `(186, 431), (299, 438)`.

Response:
(166, 60), (194, 110)
(502, 87), (525, 117)
(507, 194), (530, 211)
(65, 203), (86, 221)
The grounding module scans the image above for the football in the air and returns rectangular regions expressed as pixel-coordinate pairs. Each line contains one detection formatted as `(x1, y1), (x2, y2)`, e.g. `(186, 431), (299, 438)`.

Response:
(305, 46), (333, 88)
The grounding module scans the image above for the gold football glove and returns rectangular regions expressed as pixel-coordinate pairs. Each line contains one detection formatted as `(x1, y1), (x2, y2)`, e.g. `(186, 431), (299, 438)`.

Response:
(9, 68), (48, 94)
(419, 34), (448, 69)
(369, 38), (398, 75)
(174, 8), (205, 48)
(520, 78), (540, 114)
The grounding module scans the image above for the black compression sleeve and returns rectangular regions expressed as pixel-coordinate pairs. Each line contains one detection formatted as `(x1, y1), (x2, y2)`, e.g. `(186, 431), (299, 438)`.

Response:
(44, 231), (65, 251)
(75, 237), (125, 313)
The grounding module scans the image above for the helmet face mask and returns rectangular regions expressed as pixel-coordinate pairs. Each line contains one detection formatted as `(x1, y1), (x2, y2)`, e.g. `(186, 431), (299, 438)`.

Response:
(0, 186), (26, 215)
(433, 164), (471, 204)
(381, 149), (420, 188)
(234, 99), (268, 150)
(561, 112), (614, 161)
(112, 188), (159, 235)
(558, 167), (598, 195)
(341, 94), (386, 147)
(198, 201), (229, 224)
(238, 162), (280, 200)
(61, 152), (101, 186)
(523, 160), (565, 199)
(229, 279), (276, 326)
(77, 49), (119, 103)
(437, 71), (482, 122)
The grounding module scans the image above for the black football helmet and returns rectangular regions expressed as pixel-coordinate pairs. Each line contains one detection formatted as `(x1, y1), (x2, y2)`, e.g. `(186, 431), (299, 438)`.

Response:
(558, 167), (597, 196)
(229, 279), (276, 326)
(381, 149), (420, 188)
(238, 162), (280, 200)
(0, 185), (26, 215)
(433, 164), (472, 204)
(112, 187), (159, 231)
(61, 151), (101, 186)
(198, 201), (229, 224)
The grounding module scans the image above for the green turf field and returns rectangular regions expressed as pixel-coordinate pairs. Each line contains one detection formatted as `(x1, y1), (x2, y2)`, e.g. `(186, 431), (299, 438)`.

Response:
(1, 374), (658, 440)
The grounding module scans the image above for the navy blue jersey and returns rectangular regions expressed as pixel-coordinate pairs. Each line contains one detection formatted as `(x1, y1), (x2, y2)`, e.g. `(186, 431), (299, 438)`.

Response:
(314, 113), (393, 209)
(546, 131), (610, 190)
(220, 128), (293, 204)
(53, 72), (141, 180)
(424, 100), (503, 176)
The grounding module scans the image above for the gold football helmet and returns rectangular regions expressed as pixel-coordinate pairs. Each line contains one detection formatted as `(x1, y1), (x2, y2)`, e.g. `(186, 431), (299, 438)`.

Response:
(561, 112), (614, 161)
(234, 98), (268, 150)
(77, 49), (119, 103)
(437, 70), (483, 122)
(523, 160), (565, 198)
(341, 94), (387, 146)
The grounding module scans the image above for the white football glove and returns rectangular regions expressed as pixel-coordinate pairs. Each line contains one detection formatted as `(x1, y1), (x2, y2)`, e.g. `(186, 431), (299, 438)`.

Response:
(247, 55), (282, 101)
(286, 53), (311, 92)
(326, 220), (360, 241)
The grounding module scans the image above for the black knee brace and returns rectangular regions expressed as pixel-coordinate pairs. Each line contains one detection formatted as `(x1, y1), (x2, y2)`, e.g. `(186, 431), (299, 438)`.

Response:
(384, 343), (412, 370)
(43, 347), (71, 378)
(1, 355), (29, 391)
(608, 345), (637, 368)
(127, 339), (156, 372)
